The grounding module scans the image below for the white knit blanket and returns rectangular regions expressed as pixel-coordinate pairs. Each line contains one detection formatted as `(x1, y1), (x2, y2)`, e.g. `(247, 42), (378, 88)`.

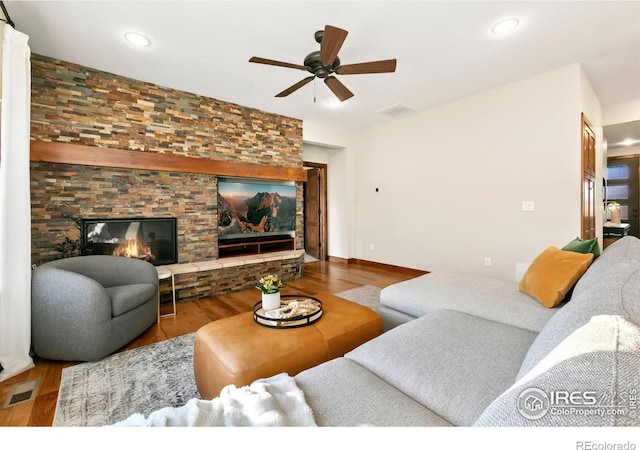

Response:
(112, 373), (316, 427)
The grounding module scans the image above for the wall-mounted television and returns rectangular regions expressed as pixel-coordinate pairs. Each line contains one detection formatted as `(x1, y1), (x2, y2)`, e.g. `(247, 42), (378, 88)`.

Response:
(217, 177), (296, 241)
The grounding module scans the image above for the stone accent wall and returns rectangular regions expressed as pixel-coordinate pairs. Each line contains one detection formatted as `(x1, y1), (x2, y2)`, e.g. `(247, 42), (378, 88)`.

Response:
(30, 162), (218, 264)
(30, 54), (305, 297)
(30, 55), (302, 166)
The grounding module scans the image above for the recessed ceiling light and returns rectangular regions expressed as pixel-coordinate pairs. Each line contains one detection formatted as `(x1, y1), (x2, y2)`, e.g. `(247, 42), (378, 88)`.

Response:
(491, 18), (520, 35)
(622, 138), (639, 146)
(124, 32), (151, 47)
(325, 99), (341, 108)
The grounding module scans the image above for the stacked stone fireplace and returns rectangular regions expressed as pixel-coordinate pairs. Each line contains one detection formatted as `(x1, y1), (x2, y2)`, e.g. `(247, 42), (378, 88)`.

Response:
(29, 54), (306, 301)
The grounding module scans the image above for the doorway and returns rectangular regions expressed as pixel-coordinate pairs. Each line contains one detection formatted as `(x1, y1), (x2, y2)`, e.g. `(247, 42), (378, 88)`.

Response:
(303, 161), (328, 261)
(581, 113), (596, 240)
(606, 156), (639, 238)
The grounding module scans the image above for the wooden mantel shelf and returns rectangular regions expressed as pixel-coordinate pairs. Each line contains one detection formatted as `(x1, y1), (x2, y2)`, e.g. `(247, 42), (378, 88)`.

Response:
(30, 141), (307, 182)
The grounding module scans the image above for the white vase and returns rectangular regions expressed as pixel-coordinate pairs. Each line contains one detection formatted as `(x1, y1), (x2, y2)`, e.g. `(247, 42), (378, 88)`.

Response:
(262, 292), (281, 311)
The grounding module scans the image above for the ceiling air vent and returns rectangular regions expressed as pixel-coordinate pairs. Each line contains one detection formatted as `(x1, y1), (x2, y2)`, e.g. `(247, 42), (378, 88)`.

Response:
(376, 103), (415, 118)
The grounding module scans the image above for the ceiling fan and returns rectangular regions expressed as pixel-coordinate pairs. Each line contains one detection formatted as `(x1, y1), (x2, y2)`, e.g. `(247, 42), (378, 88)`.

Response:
(249, 25), (397, 102)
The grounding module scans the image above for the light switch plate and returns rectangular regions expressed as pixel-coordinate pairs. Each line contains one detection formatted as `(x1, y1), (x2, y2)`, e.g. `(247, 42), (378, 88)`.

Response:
(522, 201), (535, 212)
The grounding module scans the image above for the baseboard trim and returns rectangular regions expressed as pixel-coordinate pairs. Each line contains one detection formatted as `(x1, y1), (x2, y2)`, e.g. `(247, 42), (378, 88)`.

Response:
(327, 256), (428, 276)
(327, 255), (349, 264)
(350, 258), (428, 275)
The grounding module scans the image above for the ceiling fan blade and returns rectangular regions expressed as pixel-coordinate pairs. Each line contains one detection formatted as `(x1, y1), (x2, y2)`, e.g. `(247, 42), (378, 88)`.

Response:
(319, 25), (348, 66)
(336, 59), (397, 75)
(275, 76), (315, 97)
(324, 76), (354, 102)
(249, 57), (308, 71)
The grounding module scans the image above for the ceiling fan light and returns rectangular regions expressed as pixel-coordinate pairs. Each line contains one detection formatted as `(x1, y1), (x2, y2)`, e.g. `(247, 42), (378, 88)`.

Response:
(124, 32), (151, 47)
(325, 99), (341, 108)
(491, 18), (520, 35)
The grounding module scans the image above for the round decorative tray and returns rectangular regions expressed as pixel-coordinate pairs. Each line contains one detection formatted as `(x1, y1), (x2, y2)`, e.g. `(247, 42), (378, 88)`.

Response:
(253, 294), (323, 329)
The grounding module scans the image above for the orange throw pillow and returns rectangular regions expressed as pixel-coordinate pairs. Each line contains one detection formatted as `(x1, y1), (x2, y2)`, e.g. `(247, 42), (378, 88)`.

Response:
(519, 246), (594, 308)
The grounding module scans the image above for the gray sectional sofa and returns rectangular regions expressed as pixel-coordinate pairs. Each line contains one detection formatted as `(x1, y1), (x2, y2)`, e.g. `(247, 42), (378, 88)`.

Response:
(294, 236), (640, 426)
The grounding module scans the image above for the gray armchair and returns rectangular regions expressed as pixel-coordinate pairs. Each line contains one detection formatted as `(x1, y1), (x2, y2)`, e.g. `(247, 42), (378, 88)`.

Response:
(31, 255), (158, 361)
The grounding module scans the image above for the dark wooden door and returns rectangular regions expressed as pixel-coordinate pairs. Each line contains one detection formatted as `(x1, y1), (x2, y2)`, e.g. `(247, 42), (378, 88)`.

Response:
(607, 156), (640, 238)
(581, 114), (597, 240)
(304, 167), (321, 259)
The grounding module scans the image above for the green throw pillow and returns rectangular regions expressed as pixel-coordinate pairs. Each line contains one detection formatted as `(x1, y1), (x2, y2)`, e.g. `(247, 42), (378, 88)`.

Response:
(562, 237), (600, 259)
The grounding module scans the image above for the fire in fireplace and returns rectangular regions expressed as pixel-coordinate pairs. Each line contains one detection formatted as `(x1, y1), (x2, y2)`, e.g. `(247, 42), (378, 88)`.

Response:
(112, 237), (155, 260)
(80, 217), (178, 266)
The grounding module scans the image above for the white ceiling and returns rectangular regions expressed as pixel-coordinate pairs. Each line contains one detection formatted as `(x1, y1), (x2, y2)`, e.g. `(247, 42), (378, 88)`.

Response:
(604, 120), (640, 150)
(4, 1), (640, 140)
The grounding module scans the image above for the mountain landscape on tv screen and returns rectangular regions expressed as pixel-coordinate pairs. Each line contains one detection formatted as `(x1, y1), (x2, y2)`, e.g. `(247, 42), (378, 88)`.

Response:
(218, 190), (296, 236)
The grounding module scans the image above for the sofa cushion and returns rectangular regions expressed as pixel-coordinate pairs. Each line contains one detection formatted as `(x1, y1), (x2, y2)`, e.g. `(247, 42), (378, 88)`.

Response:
(380, 271), (557, 332)
(344, 309), (537, 426)
(562, 236), (600, 258)
(475, 315), (640, 426)
(295, 358), (452, 426)
(516, 238), (640, 380)
(107, 283), (156, 317)
(518, 247), (593, 308)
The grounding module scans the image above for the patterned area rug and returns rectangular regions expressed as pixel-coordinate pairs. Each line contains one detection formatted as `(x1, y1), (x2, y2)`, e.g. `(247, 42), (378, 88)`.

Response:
(335, 284), (381, 312)
(53, 285), (381, 426)
(53, 333), (197, 426)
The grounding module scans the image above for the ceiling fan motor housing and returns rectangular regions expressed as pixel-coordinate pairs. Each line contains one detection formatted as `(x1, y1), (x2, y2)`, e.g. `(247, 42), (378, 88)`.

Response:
(304, 51), (340, 78)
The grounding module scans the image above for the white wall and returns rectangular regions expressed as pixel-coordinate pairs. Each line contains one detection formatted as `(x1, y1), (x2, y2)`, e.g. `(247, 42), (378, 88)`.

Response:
(350, 64), (600, 281)
(603, 99), (640, 126)
(608, 145), (640, 158)
(603, 99), (640, 177)
(302, 119), (350, 149)
(0, 22), (4, 97)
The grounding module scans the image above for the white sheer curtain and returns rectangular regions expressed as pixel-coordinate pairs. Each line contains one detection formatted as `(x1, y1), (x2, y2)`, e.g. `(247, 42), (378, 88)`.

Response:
(0, 23), (34, 382)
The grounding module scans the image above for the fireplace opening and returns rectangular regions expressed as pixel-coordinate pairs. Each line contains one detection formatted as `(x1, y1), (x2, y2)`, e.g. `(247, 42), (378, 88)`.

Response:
(80, 217), (178, 266)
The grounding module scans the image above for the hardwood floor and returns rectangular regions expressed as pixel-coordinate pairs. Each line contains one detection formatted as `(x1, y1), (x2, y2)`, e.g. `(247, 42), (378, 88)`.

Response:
(0, 259), (425, 427)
